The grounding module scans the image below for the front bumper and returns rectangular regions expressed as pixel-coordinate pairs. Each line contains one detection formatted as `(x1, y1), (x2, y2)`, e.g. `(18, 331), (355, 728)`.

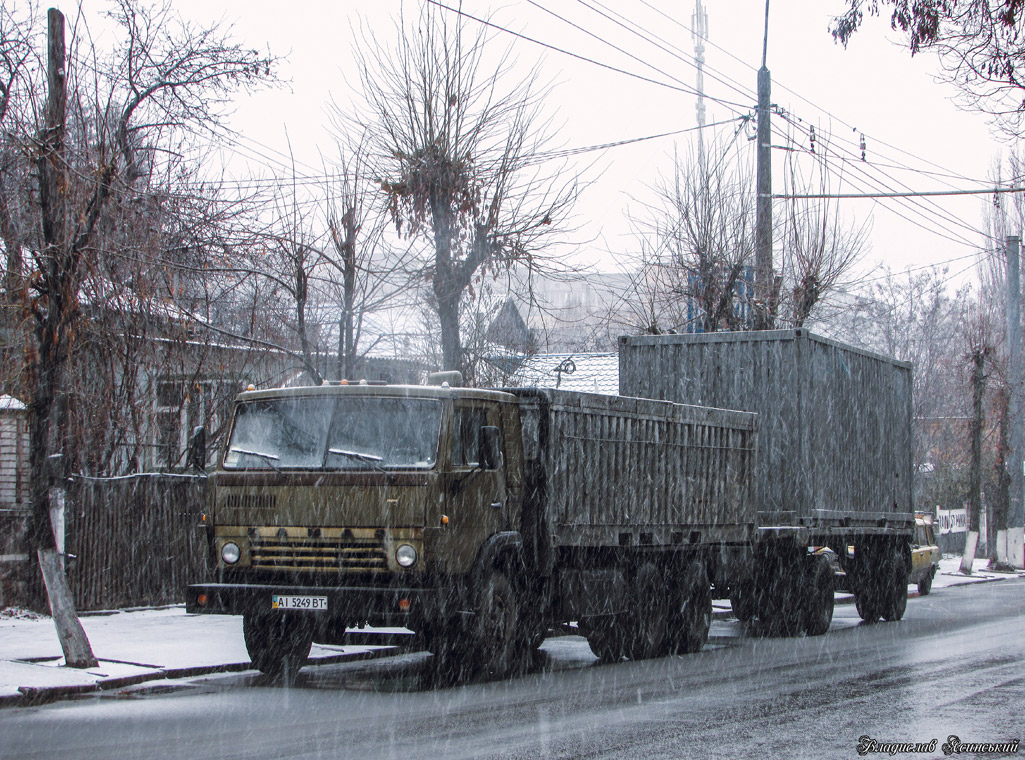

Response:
(186, 581), (459, 628)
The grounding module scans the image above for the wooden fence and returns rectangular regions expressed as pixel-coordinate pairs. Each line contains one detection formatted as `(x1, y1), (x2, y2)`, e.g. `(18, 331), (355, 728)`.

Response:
(65, 474), (211, 611)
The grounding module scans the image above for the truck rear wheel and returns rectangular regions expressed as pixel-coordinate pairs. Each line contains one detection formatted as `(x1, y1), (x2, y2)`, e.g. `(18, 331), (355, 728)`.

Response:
(667, 559), (711, 654)
(625, 563), (669, 660)
(729, 580), (756, 624)
(803, 554), (834, 636)
(585, 617), (627, 663)
(243, 612), (313, 682)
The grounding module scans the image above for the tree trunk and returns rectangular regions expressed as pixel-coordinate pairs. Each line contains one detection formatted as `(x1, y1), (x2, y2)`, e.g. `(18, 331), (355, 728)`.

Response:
(339, 208), (357, 380)
(430, 196), (463, 376)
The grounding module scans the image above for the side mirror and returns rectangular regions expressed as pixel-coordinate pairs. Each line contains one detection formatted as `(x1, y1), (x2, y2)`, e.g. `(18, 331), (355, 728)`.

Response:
(478, 426), (502, 470)
(187, 426), (207, 472)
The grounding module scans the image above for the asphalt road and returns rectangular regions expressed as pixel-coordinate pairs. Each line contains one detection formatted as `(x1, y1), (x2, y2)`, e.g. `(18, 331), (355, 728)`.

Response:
(3, 580), (1024, 760)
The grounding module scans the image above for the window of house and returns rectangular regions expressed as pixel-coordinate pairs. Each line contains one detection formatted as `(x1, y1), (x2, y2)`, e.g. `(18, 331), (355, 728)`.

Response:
(154, 378), (232, 470)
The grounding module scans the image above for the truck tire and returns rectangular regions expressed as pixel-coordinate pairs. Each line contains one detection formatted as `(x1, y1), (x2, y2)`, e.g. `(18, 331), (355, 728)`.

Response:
(584, 617), (627, 663)
(667, 559), (711, 654)
(472, 569), (522, 676)
(243, 612), (313, 682)
(758, 549), (804, 637)
(855, 591), (881, 623)
(625, 563), (669, 660)
(881, 548), (909, 621)
(729, 580), (757, 624)
(917, 567), (934, 596)
(803, 554), (834, 636)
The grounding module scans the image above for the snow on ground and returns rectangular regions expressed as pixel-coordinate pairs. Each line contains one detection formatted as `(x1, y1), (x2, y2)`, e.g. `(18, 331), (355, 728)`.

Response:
(0, 606), (392, 702)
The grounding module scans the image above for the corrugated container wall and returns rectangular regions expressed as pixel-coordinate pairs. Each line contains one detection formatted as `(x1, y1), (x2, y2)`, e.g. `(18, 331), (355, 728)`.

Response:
(618, 330), (913, 529)
(513, 388), (758, 547)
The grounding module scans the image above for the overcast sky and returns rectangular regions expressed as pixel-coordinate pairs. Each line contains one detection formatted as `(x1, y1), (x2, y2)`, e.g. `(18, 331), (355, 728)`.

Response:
(83, 0), (1007, 290)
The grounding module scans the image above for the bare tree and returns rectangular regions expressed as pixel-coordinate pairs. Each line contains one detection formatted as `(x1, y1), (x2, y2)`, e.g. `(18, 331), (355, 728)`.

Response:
(831, 0), (1025, 136)
(1, 0), (276, 665)
(777, 132), (869, 327)
(831, 266), (971, 496)
(624, 136), (755, 335)
(324, 136), (413, 382)
(350, 5), (577, 381)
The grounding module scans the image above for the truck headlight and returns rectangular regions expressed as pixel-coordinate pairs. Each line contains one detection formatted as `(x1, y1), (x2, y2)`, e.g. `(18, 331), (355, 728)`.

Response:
(221, 541), (241, 565)
(395, 543), (417, 568)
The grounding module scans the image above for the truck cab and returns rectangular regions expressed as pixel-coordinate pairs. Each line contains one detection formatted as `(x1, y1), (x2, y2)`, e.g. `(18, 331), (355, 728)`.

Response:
(186, 379), (531, 677)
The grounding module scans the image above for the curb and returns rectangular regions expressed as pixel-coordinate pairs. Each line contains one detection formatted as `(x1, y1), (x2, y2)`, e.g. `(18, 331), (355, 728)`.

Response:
(1, 645), (403, 709)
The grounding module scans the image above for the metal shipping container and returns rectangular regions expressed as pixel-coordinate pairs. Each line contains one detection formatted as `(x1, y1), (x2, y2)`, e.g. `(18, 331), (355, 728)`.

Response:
(618, 330), (913, 532)
(512, 388), (758, 548)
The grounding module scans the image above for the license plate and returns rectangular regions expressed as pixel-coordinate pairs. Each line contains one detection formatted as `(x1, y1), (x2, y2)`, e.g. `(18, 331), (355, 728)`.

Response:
(272, 595), (327, 611)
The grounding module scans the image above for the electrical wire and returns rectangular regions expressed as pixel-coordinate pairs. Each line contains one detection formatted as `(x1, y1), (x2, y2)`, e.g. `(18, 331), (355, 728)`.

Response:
(425, 0), (751, 112)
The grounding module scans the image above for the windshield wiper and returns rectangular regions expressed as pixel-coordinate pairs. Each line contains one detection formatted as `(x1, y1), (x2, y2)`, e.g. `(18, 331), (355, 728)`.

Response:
(326, 447), (387, 474)
(229, 447), (282, 472)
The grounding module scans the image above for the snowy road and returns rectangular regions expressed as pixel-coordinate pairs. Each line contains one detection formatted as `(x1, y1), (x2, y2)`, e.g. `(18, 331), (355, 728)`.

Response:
(4, 580), (1023, 759)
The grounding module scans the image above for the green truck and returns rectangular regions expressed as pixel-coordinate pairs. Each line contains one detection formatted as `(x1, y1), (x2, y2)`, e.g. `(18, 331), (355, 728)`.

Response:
(186, 330), (915, 679)
(186, 375), (758, 678)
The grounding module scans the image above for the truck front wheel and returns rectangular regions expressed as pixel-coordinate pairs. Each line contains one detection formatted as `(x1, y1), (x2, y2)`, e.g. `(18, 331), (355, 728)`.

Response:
(472, 569), (522, 676)
(243, 612), (313, 682)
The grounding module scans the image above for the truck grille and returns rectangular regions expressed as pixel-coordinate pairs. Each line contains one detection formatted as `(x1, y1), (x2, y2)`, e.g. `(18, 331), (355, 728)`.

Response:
(225, 493), (277, 512)
(250, 536), (387, 573)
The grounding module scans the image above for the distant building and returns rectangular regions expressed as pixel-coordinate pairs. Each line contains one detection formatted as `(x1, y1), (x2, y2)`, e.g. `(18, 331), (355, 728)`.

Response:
(505, 352), (619, 395)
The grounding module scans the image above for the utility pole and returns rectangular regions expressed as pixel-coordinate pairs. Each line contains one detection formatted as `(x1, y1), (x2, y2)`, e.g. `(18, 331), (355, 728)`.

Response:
(1006, 234), (1025, 568)
(31, 7), (99, 670)
(755, 0), (773, 329)
(961, 346), (987, 574)
(692, 0), (708, 166)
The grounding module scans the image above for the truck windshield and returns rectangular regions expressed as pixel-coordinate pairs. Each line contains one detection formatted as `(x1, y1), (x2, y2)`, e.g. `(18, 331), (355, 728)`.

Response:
(223, 396), (442, 470)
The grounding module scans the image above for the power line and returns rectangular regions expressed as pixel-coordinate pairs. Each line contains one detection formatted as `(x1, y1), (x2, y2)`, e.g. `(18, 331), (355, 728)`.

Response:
(772, 187), (1025, 200)
(425, 0), (751, 112)
(570, 0), (756, 109)
(775, 113), (990, 246)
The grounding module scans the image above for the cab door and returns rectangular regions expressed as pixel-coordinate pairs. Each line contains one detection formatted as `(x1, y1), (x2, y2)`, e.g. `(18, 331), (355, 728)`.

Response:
(445, 401), (508, 573)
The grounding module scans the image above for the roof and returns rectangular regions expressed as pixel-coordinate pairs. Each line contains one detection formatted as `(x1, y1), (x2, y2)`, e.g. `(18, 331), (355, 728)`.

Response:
(505, 353), (619, 395)
(0, 395), (27, 412)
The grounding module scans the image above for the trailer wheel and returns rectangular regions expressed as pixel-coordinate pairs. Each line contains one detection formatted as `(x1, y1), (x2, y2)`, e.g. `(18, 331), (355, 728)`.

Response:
(917, 568), (934, 596)
(625, 563), (669, 660)
(803, 554), (834, 636)
(855, 591), (881, 623)
(667, 560), (711, 654)
(758, 549), (805, 637)
(881, 548), (909, 621)
(243, 612), (313, 683)
(472, 569), (522, 676)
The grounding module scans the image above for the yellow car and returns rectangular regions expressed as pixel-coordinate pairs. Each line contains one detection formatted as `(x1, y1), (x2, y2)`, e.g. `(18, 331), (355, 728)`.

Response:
(909, 514), (941, 595)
